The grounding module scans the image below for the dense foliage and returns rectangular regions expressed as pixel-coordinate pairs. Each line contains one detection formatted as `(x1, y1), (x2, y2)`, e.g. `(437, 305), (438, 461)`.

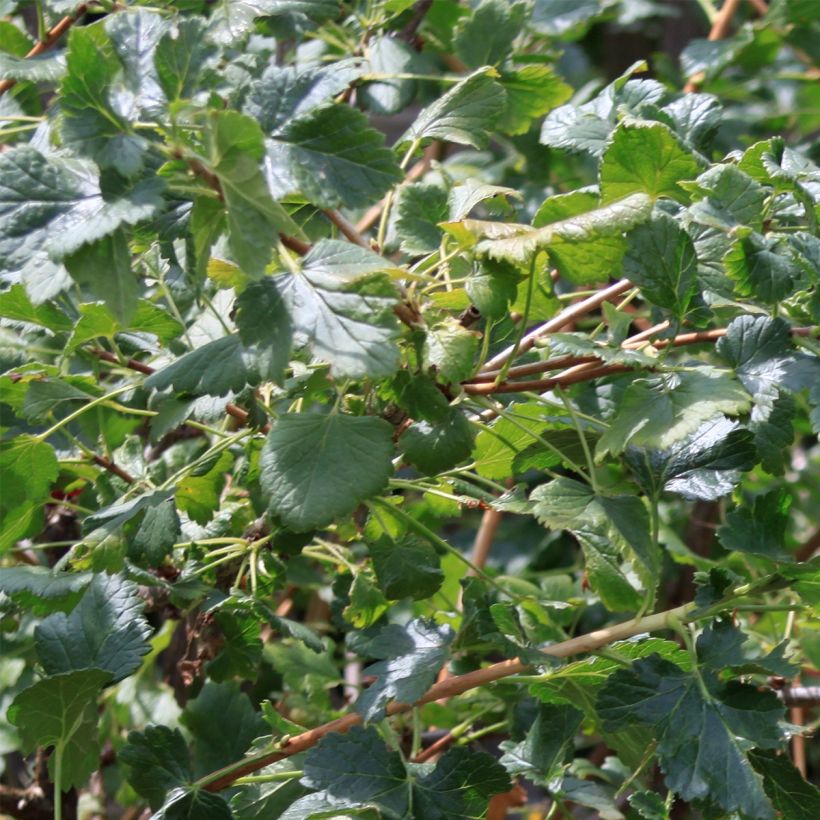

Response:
(1, 0), (819, 818)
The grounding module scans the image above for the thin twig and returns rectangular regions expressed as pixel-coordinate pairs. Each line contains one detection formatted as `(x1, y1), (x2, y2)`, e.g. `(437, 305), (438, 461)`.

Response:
(0, 4), (88, 97)
(323, 209), (371, 248)
(91, 454), (136, 484)
(684, 0), (743, 92)
(413, 730), (456, 763)
(463, 363), (631, 395)
(479, 280), (633, 373)
(200, 601), (699, 791)
(469, 507), (503, 575)
(355, 144), (441, 234)
(747, 0), (768, 16)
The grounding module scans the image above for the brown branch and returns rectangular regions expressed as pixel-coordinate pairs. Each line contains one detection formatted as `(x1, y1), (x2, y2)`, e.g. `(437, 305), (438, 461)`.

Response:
(463, 363), (632, 395)
(201, 602), (694, 791)
(0, 4), (88, 97)
(469, 507), (503, 575)
(91, 453), (135, 484)
(87, 348), (269, 434)
(747, 0), (768, 16)
(684, 0), (743, 92)
(464, 325), (816, 388)
(794, 529), (820, 563)
(413, 730), (457, 763)
(323, 209), (371, 248)
(479, 279), (634, 373)
(278, 233), (312, 256)
(355, 143), (442, 235)
(400, 0), (434, 44)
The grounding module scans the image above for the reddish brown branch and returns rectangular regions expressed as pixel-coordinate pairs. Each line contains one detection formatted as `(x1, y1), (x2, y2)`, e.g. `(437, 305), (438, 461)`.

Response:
(413, 730), (456, 763)
(201, 602), (693, 791)
(91, 454), (135, 484)
(684, 0), (743, 92)
(0, 4), (88, 97)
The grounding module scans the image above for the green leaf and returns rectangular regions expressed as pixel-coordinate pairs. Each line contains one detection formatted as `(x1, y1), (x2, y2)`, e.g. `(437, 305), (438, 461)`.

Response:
(624, 416), (757, 501)
(399, 407), (474, 475)
(176, 450), (232, 525)
(723, 228), (797, 304)
(261, 412), (394, 531)
(132, 497), (182, 565)
(717, 489), (791, 561)
(453, 0), (529, 68)
(302, 725), (410, 816)
(368, 536), (444, 601)
(531, 0), (616, 38)
(0, 566), (91, 615)
(268, 104), (402, 209)
(498, 65), (572, 136)
(0, 435), (59, 553)
(749, 749), (820, 820)
(696, 618), (797, 677)
(204, 110), (301, 276)
(282, 240), (401, 379)
(360, 37), (417, 115)
(302, 726), (510, 818)
(400, 68), (507, 150)
(0, 51), (65, 83)
(181, 681), (267, 776)
(154, 788), (234, 820)
(530, 478), (656, 609)
(499, 702), (583, 781)
(120, 725), (193, 810)
(231, 761), (308, 819)
(8, 668), (112, 790)
(61, 25), (146, 176)
(64, 229), (139, 325)
(395, 182), (449, 255)
(424, 318), (480, 383)
(686, 164), (768, 230)
(35, 573), (152, 682)
(600, 120), (703, 204)
(246, 60), (362, 134)
(530, 189), (631, 283)
(0, 147), (161, 301)
(145, 336), (273, 396)
(267, 639), (341, 697)
(476, 192), (653, 265)
(354, 618), (454, 721)
(0, 284), (73, 332)
(465, 258), (518, 318)
(716, 314), (819, 400)
(207, 611), (263, 681)
(750, 391), (795, 476)
(598, 654), (782, 818)
(628, 790), (669, 820)
(597, 369), (751, 457)
(155, 17), (216, 101)
(622, 213), (698, 319)
(234, 277), (293, 384)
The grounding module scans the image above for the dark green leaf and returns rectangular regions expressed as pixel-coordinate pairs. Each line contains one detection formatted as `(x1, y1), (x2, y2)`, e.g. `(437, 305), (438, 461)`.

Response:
(64, 229), (139, 325)
(400, 68), (507, 150)
(155, 17), (216, 101)
(369, 536), (444, 601)
(154, 788), (234, 820)
(231, 762), (308, 819)
(354, 618), (454, 721)
(0, 566), (91, 614)
(268, 104), (402, 209)
(8, 668), (112, 790)
(598, 654), (783, 818)
(132, 497), (181, 565)
(697, 618), (797, 677)
(724, 229), (796, 304)
(261, 412), (394, 531)
(181, 681), (267, 776)
(499, 702), (582, 781)
(749, 749), (820, 820)
(399, 407), (474, 475)
(281, 240), (401, 379)
(35, 573), (152, 682)
(120, 725), (193, 810)
(717, 489), (791, 560)
(61, 25), (146, 176)
(395, 183), (449, 255)
(622, 213), (698, 319)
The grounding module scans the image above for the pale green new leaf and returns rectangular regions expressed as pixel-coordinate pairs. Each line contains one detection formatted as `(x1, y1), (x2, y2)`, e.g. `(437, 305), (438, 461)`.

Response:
(600, 120), (703, 204)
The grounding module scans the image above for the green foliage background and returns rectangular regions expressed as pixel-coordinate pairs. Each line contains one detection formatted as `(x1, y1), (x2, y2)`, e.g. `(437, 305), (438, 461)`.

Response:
(0, 0), (819, 818)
